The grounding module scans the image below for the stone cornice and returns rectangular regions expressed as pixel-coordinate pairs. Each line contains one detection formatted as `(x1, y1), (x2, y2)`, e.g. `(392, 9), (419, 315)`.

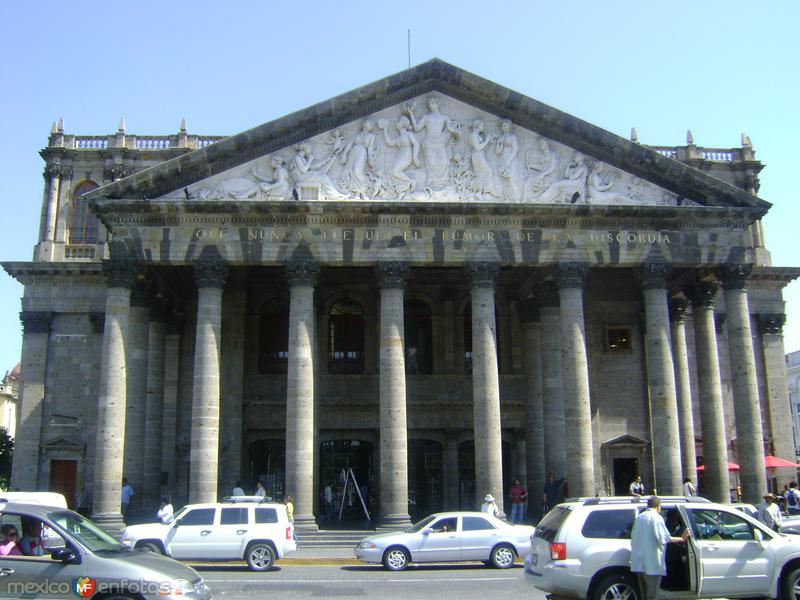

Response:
(2, 261), (105, 286)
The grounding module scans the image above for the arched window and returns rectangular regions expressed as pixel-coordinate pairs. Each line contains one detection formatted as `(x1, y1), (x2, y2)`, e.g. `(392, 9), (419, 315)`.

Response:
(69, 181), (99, 243)
(404, 299), (432, 374)
(328, 299), (365, 374)
(259, 298), (289, 374)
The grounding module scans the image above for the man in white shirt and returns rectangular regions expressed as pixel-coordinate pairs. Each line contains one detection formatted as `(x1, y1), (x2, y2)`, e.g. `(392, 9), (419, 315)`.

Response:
(232, 481), (245, 497)
(481, 493), (499, 516)
(758, 493), (783, 531)
(682, 478), (696, 497)
(121, 478), (134, 520)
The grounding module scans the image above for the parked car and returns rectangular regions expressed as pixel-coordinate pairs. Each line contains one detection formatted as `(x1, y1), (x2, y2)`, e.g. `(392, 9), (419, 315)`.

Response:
(0, 501), (211, 599)
(0, 491), (68, 508)
(730, 502), (758, 520)
(525, 495), (800, 600)
(355, 511), (533, 570)
(121, 500), (295, 571)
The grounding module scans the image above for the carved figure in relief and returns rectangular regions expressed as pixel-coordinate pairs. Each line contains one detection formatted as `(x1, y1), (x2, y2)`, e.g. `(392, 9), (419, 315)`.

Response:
(468, 119), (500, 198)
(535, 152), (588, 204)
(290, 142), (348, 200)
(587, 162), (633, 204)
(378, 116), (420, 197)
(495, 119), (522, 201)
(524, 138), (557, 200)
(339, 120), (378, 199)
(405, 96), (459, 190)
(196, 177), (260, 200)
(251, 156), (291, 200)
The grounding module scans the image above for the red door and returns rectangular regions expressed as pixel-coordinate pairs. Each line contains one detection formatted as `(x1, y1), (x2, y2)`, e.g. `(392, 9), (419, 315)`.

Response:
(49, 460), (77, 508)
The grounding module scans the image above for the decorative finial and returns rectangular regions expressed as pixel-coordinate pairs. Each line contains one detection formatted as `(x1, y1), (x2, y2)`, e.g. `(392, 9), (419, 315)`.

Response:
(57, 117), (64, 133)
(50, 122), (57, 134)
(741, 133), (752, 147)
(630, 127), (638, 143)
(118, 118), (126, 133)
(180, 117), (187, 133)
(686, 129), (694, 144)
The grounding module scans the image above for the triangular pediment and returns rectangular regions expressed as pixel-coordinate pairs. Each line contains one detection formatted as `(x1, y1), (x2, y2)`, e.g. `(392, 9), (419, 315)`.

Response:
(85, 58), (768, 213)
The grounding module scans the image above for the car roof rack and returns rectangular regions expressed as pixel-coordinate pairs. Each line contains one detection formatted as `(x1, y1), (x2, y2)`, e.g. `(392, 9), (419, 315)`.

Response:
(567, 496), (711, 505)
(221, 495), (273, 503)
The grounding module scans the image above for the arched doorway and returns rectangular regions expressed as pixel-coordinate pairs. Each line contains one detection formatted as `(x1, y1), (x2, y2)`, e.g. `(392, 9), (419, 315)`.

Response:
(319, 439), (374, 523)
(408, 440), (442, 520)
(249, 439), (285, 499)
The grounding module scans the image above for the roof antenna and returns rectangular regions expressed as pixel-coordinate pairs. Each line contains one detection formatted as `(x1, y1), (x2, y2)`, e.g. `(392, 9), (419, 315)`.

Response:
(407, 29), (411, 68)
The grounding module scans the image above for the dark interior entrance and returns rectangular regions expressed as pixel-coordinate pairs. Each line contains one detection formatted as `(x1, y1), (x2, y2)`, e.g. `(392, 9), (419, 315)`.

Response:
(613, 457), (639, 495)
(457, 440), (512, 510)
(319, 439), (373, 522)
(249, 439), (285, 499)
(408, 440), (442, 520)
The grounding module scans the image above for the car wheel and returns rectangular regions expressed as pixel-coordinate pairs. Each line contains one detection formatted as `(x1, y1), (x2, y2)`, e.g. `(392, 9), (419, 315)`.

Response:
(246, 542), (276, 571)
(382, 546), (410, 571)
(591, 572), (640, 600)
(489, 543), (516, 568)
(781, 566), (800, 600)
(136, 541), (162, 554)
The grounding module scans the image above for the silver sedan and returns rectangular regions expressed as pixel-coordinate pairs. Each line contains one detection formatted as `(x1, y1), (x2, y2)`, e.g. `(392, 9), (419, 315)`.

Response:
(354, 511), (534, 570)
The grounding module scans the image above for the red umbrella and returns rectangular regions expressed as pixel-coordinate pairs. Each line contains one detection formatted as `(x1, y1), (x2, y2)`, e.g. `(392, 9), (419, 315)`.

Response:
(696, 462), (740, 471)
(764, 455), (800, 468)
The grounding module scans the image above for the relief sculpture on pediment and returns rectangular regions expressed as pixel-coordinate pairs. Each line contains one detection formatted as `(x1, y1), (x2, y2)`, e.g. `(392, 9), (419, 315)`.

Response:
(176, 93), (680, 207)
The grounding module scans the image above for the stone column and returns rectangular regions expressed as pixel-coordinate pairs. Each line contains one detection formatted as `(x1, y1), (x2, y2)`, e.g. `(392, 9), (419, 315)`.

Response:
(636, 262), (682, 495)
(285, 259), (319, 529)
(10, 311), (52, 490)
(719, 265), (767, 503)
(670, 299), (698, 485)
(123, 284), (150, 511)
(686, 282), (729, 503)
(92, 254), (138, 535)
(43, 163), (61, 243)
(556, 263), (595, 497)
(189, 255), (228, 504)
(519, 298), (545, 517)
(539, 282), (566, 479)
(160, 321), (181, 497)
(468, 262), (504, 516)
(377, 261), (412, 528)
(142, 304), (167, 510)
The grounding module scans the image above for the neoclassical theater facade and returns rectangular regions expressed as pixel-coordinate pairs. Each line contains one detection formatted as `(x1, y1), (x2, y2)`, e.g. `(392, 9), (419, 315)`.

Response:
(5, 60), (797, 531)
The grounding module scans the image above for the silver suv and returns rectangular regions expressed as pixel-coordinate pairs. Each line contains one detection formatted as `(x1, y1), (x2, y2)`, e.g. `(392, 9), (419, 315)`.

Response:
(121, 499), (296, 571)
(525, 496), (800, 600)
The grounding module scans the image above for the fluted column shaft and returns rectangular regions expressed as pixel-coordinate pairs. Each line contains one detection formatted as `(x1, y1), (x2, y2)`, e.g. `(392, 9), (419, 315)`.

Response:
(670, 300), (698, 486)
(519, 299), (545, 515)
(285, 260), (319, 529)
(468, 262), (504, 515)
(539, 286), (566, 479)
(189, 257), (228, 504)
(637, 263), (682, 494)
(687, 282), (729, 503)
(142, 314), (167, 510)
(377, 261), (411, 527)
(92, 254), (138, 535)
(556, 264), (595, 497)
(719, 265), (766, 503)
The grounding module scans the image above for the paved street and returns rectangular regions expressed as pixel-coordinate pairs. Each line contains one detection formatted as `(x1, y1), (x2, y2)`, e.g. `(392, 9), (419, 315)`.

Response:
(197, 564), (540, 599)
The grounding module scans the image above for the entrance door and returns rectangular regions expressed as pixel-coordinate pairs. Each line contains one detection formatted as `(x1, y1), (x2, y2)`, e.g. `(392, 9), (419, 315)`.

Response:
(408, 440), (442, 520)
(612, 457), (639, 496)
(249, 439), (285, 499)
(49, 460), (77, 508)
(319, 440), (373, 522)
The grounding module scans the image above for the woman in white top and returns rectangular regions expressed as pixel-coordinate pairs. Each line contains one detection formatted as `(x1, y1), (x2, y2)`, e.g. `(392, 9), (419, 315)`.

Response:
(481, 493), (499, 517)
(157, 496), (174, 524)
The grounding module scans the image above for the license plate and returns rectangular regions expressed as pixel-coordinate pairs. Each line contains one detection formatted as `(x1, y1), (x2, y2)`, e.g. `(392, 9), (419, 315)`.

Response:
(531, 552), (538, 566)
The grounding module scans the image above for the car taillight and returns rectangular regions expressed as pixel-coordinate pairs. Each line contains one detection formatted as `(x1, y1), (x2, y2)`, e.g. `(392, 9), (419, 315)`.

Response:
(550, 542), (566, 560)
(286, 526), (292, 540)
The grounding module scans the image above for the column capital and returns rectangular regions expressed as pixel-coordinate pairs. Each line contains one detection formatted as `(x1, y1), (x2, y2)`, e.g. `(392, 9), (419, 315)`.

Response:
(758, 313), (786, 335)
(286, 259), (320, 287)
(717, 263), (753, 291)
(635, 261), (672, 290)
(43, 162), (62, 180)
(517, 298), (540, 324)
(376, 261), (410, 290)
(555, 262), (588, 290)
(685, 281), (719, 309)
(20, 311), (51, 334)
(669, 298), (690, 323)
(194, 258), (228, 289)
(102, 259), (139, 289)
(466, 261), (499, 290)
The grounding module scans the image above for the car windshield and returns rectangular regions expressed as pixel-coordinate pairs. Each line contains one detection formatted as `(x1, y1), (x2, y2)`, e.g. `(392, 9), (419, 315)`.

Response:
(49, 510), (125, 553)
(405, 515), (437, 533)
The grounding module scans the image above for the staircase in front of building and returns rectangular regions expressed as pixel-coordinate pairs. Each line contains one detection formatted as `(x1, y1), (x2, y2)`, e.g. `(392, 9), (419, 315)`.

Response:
(296, 528), (375, 548)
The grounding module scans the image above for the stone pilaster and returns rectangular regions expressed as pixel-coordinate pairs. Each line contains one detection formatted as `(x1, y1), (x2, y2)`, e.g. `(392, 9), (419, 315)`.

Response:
(285, 259), (319, 529)
(92, 255), (138, 535)
(538, 282), (566, 480)
(10, 311), (52, 490)
(160, 320), (181, 497)
(670, 299), (698, 486)
(519, 298), (545, 517)
(636, 262), (682, 495)
(686, 281), (729, 503)
(467, 261), (504, 516)
(718, 264), (766, 503)
(555, 263), (595, 497)
(189, 255), (228, 503)
(142, 303), (167, 510)
(444, 432), (460, 509)
(377, 261), (411, 528)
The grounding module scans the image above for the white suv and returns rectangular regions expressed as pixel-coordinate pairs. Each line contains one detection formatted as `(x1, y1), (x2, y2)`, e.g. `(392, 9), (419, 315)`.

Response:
(525, 496), (800, 600)
(121, 500), (296, 571)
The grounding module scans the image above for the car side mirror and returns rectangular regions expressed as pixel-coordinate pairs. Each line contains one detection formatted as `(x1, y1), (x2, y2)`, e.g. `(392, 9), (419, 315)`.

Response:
(51, 547), (76, 563)
(422, 528), (432, 535)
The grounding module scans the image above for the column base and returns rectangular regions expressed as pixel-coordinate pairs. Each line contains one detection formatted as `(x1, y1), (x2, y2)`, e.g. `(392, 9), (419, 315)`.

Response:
(377, 514), (412, 530)
(90, 511), (127, 539)
(294, 514), (319, 532)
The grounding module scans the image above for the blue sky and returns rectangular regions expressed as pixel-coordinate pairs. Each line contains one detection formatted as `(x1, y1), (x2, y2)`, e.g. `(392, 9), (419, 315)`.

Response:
(0, 0), (798, 373)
